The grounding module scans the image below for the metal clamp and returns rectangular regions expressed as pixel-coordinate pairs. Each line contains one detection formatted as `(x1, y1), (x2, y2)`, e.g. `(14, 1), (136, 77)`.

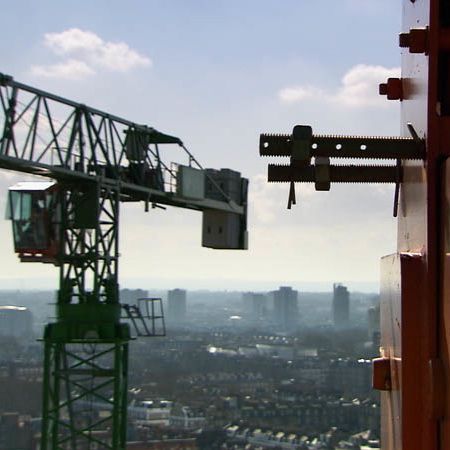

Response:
(260, 124), (425, 216)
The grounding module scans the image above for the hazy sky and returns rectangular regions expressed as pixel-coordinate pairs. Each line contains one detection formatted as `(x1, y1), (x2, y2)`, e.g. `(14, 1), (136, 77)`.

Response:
(0, 1), (402, 292)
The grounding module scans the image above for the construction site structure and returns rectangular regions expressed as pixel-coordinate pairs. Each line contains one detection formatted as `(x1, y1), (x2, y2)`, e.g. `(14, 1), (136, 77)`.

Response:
(0, 73), (248, 449)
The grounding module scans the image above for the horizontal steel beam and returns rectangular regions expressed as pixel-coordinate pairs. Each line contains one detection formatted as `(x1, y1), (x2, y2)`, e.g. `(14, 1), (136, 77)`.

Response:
(268, 164), (399, 184)
(0, 154), (244, 214)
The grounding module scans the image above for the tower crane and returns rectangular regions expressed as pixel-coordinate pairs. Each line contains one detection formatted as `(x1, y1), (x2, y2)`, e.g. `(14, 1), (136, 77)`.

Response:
(0, 72), (248, 449)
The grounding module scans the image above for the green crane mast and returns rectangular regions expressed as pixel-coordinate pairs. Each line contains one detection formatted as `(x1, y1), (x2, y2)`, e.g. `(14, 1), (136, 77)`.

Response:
(0, 73), (248, 449)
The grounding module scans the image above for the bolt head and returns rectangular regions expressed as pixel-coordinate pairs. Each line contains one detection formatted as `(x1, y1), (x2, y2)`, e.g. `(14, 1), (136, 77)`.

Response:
(379, 79), (403, 101)
(398, 28), (428, 54)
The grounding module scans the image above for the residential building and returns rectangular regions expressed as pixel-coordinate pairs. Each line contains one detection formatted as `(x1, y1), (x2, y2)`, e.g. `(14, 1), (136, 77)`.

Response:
(333, 284), (350, 329)
(273, 287), (298, 330)
(168, 289), (187, 323)
(242, 292), (268, 320)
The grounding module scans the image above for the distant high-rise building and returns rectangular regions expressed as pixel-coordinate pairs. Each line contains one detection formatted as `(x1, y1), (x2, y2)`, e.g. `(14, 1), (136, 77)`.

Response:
(273, 286), (298, 330)
(168, 289), (187, 322)
(368, 303), (380, 340)
(242, 292), (268, 319)
(0, 306), (33, 339)
(333, 283), (350, 329)
(252, 293), (267, 319)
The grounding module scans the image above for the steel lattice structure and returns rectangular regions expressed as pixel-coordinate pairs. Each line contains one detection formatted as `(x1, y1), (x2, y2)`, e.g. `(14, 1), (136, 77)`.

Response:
(0, 73), (247, 449)
(0, 73), (243, 212)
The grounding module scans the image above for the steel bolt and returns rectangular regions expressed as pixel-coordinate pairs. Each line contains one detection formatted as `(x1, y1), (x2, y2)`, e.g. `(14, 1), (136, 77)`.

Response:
(399, 28), (428, 54)
(379, 78), (403, 101)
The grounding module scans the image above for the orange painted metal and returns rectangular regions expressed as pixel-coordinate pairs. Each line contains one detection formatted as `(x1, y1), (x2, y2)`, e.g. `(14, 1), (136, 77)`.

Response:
(379, 253), (427, 450)
(378, 0), (450, 449)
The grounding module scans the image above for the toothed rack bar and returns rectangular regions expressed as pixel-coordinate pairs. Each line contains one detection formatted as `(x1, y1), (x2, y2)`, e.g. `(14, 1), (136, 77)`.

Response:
(259, 125), (422, 214)
(268, 164), (399, 184)
(260, 133), (424, 160)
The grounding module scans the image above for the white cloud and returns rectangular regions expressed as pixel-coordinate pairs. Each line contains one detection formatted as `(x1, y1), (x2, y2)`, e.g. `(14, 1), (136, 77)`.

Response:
(31, 28), (152, 79)
(44, 28), (104, 55)
(335, 64), (401, 107)
(30, 58), (95, 80)
(249, 174), (285, 224)
(249, 173), (315, 225)
(279, 86), (325, 104)
(94, 41), (151, 71)
(279, 64), (400, 108)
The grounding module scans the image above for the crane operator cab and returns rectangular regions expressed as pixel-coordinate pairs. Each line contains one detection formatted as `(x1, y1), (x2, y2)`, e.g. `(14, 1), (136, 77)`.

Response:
(5, 181), (60, 264)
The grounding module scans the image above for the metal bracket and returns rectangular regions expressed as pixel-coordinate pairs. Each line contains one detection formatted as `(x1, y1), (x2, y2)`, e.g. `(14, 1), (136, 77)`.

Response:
(260, 125), (424, 215)
(122, 297), (166, 337)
